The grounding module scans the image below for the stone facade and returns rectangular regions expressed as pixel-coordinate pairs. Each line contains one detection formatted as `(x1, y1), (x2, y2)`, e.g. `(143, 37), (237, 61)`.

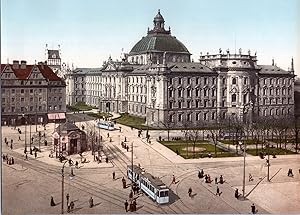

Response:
(1, 60), (66, 126)
(65, 10), (295, 128)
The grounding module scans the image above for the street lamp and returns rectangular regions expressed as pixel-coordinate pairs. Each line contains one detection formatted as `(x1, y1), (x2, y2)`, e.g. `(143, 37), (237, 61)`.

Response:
(22, 113), (27, 153)
(239, 141), (246, 198)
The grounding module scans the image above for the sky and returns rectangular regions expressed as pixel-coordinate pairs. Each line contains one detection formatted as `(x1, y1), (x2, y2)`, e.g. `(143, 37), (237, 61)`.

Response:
(1, 0), (300, 75)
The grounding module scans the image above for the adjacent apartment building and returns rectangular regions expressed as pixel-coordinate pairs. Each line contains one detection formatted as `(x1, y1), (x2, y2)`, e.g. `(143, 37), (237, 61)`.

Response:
(1, 60), (66, 126)
(66, 10), (295, 128)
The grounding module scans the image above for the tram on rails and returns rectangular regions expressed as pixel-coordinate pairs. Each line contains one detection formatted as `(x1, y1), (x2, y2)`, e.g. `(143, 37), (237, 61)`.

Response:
(95, 119), (115, 130)
(127, 165), (169, 204)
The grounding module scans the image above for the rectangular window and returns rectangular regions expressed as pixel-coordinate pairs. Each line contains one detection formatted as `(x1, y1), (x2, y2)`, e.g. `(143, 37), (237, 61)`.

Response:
(196, 100), (199, 108)
(169, 102), (173, 109)
(204, 89), (207, 97)
(178, 101), (182, 108)
(187, 89), (191, 97)
(204, 112), (207, 120)
(196, 78), (199, 85)
(204, 77), (207, 85)
(178, 89), (182, 97)
(187, 78), (191, 84)
(12, 89), (15, 94)
(178, 114), (182, 122)
(178, 78), (182, 85)
(244, 77), (248, 85)
(21, 89), (24, 93)
(187, 101), (191, 108)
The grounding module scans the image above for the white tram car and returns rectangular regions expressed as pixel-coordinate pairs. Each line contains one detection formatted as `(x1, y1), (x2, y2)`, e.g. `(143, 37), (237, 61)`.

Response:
(127, 165), (169, 204)
(95, 119), (115, 131)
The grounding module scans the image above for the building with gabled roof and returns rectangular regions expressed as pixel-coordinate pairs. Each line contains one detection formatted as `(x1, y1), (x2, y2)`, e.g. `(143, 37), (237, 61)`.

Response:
(1, 60), (66, 126)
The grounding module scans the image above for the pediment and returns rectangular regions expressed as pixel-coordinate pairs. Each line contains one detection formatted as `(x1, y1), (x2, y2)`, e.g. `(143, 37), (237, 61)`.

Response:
(102, 62), (117, 71)
(230, 87), (238, 93)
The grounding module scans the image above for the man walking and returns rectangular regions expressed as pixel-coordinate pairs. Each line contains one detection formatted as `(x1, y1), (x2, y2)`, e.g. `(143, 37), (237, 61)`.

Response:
(124, 200), (129, 212)
(89, 197), (94, 208)
(188, 187), (192, 197)
(66, 193), (70, 206)
(235, 188), (239, 199)
(251, 203), (256, 214)
(113, 171), (115, 180)
(216, 186), (221, 196)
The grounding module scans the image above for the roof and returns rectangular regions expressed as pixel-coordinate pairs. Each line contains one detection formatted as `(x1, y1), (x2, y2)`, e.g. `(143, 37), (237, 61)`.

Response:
(169, 62), (215, 73)
(129, 34), (190, 54)
(1, 63), (62, 81)
(55, 122), (80, 132)
(142, 172), (167, 190)
(48, 50), (60, 59)
(258, 65), (291, 75)
(72, 68), (102, 75)
(131, 62), (215, 74)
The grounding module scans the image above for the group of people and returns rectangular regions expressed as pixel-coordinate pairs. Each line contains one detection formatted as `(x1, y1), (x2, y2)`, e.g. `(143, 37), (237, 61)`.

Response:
(3, 154), (14, 165)
(124, 199), (137, 212)
(4, 137), (13, 150)
(121, 141), (130, 152)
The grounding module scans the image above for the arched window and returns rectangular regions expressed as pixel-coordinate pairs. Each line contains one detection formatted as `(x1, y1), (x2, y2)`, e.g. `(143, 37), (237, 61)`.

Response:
(232, 94), (237, 102)
(232, 78), (237, 85)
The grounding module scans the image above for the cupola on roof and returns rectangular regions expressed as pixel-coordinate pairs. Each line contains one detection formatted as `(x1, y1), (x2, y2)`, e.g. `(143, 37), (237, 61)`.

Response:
(129, 10), (190, 55)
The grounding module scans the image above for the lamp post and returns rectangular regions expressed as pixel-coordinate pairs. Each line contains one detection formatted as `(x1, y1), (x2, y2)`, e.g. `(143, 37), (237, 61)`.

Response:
(239, 141), (246, 198)
(267, 141), (270, 181)
(22, 113), (27, 153)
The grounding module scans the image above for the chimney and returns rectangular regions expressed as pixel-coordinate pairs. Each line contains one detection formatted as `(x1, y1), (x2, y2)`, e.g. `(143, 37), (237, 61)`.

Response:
(20, 60), (27, 69)
(38, 61), (44, 69)
(12, 60), (19, 69)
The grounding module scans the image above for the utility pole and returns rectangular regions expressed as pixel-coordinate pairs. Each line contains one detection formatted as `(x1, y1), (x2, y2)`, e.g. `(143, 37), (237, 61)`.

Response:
(239, 141), (246, 198)
(267, 142), (270, 181)
(131, 141), (134, 187)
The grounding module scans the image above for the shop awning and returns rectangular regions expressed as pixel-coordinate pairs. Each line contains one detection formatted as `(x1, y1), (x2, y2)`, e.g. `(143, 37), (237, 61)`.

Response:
(47, 113), (66, 120)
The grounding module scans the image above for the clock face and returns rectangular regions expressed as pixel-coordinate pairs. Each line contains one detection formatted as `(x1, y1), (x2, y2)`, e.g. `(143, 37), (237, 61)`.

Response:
(52, 54), (56, 58)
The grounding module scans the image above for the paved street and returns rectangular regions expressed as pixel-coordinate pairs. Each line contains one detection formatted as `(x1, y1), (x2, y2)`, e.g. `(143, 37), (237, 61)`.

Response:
(2, 113), (300, 214)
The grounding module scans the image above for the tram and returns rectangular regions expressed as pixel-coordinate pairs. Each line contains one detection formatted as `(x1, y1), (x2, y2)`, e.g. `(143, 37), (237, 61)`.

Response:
(95, 120), (115, 130)
(127, 165), (169, 204)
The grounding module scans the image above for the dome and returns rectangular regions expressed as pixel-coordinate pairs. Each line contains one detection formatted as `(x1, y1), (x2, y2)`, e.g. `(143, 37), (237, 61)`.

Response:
(129, 34), (190, 54)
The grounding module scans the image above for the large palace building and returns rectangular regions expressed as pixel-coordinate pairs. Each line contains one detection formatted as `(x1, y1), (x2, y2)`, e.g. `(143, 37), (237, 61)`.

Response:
(66, 10), (295, 128)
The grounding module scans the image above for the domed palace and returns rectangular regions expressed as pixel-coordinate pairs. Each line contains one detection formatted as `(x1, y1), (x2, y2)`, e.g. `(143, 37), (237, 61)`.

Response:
(66, 10), (295, 128)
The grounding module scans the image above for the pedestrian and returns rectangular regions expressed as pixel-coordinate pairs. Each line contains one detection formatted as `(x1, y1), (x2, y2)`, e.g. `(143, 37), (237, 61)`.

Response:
(107, 133), (109, 138)
(125, 136), (127, 142)
(110, 137), (112, 142)
(188, 187), (192, 197)
(66, 193), (70, 206)
(129, 190), (133, 200)
(249, 173), (253, 182)
(113, 171), (115, 180)
(11, 139), (13, 144)
(2, 154), (5, 162)
(172, 175), (176, 184)
(124, 200), (129, 212)
(215, 177), (218, 184)
(122, 177), (126, 188)
(18, 136), (21, 141)
(235, 188), (239, 199)
(251, 203), (256, 214)
(11, 157), (14, 165)
(34, 151), (37, 159)
(75, 161), (79, 168)
(50, 196), (56, 206)
(129, 201), (133, 212)
(89, 197), (94, 208)
(4, 137), (7, 143)
(219, 175), (224, 184)
(10, 143), (13, 150)
(216, 186), (221, 196)
(70, 201), (75, 210)
(132, 199), (137, 211)
(44, 140), (47, 146)
(126, 145), (129, 152)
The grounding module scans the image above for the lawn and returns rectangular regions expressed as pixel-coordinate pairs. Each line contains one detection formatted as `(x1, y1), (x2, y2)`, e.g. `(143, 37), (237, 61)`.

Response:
(160, 141), (238, 159)
(220, 139), (264, 145)
(67, 102), (96, 112)
(87, 112), (112, 119)
(115, 113), (149, 130)
(246, 148), (297, 156)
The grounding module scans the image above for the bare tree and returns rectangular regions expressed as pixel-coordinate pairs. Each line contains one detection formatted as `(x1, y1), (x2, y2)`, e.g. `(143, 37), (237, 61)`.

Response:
(187, 124), (201, 158)
(160, 118), (174, 141)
